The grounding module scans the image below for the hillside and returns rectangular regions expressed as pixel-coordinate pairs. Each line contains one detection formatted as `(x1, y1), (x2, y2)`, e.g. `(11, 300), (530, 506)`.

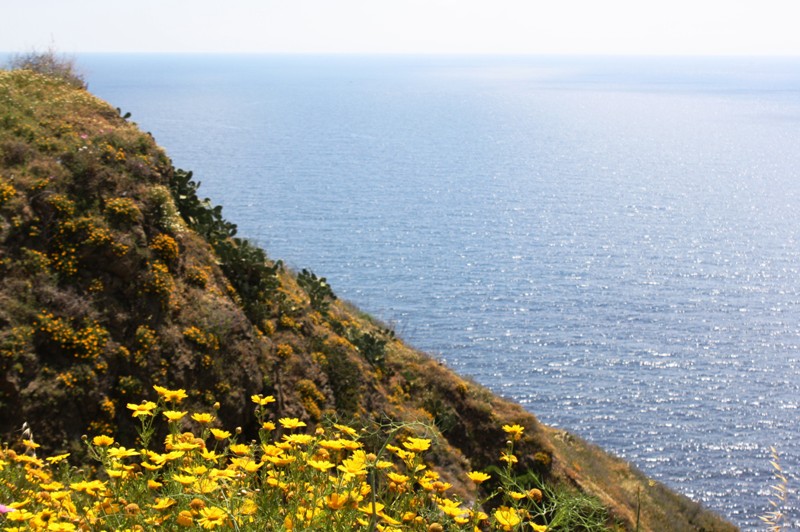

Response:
(0, 68), (737, 530)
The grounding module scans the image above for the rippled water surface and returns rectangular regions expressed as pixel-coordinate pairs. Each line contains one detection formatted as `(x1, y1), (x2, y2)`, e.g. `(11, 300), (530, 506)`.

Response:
(82, 55), (800, 528)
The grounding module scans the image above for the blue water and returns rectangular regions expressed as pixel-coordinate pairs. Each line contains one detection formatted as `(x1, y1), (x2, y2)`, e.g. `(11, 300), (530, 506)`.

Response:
(79, 54), (800, 529)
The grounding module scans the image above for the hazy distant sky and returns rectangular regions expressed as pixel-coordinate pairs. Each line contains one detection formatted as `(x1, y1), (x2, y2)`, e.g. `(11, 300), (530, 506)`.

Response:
(2, 0), (800, 55)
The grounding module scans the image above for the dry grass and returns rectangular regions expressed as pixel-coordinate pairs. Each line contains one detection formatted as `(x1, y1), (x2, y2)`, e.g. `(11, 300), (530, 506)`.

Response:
(760, 446), (788, 531)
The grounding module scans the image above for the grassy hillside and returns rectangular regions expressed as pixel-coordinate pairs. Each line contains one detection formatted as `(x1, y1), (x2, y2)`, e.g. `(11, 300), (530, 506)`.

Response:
(0, 68), (737, 530)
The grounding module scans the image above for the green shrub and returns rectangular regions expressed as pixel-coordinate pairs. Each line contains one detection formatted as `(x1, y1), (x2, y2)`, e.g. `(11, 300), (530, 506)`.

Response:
(165, 169), (279, 321)
(298, 268), (336, 313)
(348, 329), (389, 370)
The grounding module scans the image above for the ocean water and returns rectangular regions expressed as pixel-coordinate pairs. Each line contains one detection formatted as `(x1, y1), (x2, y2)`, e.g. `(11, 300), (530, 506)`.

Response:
(79, 54), (800, 529)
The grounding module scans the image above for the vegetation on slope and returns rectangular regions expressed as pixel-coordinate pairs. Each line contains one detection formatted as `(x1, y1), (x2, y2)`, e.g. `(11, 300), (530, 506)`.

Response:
(0, 388), (593, 531)
(0, 66), (737, 530)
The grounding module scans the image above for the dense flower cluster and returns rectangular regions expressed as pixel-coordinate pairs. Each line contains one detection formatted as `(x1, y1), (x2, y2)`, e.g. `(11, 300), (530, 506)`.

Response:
(104, 197), (141, 225)
(0, 387), (556, 531)
(142, 261), (175, 305)
(0, 178), (16, 206)
(149, 233), (180, 263)
(44, 194), (76, 217)
(185, 265), (211, 288)
(182, 326), (220, 352)
(36, 312), (109, 361)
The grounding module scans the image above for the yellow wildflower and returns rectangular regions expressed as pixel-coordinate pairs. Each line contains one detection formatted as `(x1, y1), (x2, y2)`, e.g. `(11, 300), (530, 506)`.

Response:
(176, 510), (194, 526)
(251, 394), (276, 406)
(500, 452), (518, 465)
(318, 439), (348, 450)
(326, 492), (350, 510)
(21, 439), (40, 450)
(191, 412), (215, 424)
(188, 497), (205, 509)
(240, 498), (258, 516)
(210, 468), (237, 480)
(438, 498), (468, 519)
(266, 455), (296, 466)
(308, 459), (336, 471)
(151, 497), (177, 511)
(153, 385), (188, 403)
(338, 439), (362, 451)
(107, 468), (127, 480)
(467, 471), (491, 484)
(194, 478), (221, 494)
(261, 443), (284, 457)
(334, 423), (358, 437)
(494, 507), (521, 530)
(358, 502), (385, 515)
(296, 505), (321, 524)
(163, 410), (187, 422)
(107, 446), (139, 459)
(172, 473), (196, 486)
(402, 511), (416, 522)
(279, 417), (306, 429)
(170, 441), (202, 452)
(153, 450), (186, 464)
(198, 506), (229, 529)
(92, 435), (114, 447)
(9, 459), (34, 476)
(5, 509), (33, 522)
(47, 523), (76, 532)
(357, 502), (400, 525)
(127, 401), (157, 418)
(402, 437), (431, 453)
(502, 424), (525, 441)
(230, 457), (263, 473)
(338, 451), (368, 478)
(283, 433), (314, 446)
(45, 453), (70, 464)
(433, 481), (453, 493)
(210, 428), (231, 441)
(387, 472), (409, 483)
(184, 465), (208, 475)
(69, 479), (107, 497)
(201, 449), (223, 461)
(229, 443), (250, 456)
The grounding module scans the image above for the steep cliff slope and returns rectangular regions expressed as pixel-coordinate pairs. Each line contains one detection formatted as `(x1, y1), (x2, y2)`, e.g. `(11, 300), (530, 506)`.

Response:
(0, 69), (736, 530)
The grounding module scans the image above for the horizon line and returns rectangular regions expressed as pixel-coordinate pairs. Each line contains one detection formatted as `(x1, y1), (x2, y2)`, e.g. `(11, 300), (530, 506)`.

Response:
(4, 50), (800, 59)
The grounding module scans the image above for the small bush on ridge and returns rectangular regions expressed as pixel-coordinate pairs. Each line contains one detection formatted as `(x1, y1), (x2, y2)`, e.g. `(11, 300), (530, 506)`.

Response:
(7, 46), (87, 90)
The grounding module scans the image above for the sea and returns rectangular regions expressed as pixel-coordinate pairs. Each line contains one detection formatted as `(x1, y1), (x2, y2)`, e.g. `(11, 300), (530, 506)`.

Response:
(75, 54), (800, 529)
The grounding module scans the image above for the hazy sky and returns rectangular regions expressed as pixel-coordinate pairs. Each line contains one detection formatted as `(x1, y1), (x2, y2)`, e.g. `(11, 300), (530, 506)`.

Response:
(3, 0), (800, 55)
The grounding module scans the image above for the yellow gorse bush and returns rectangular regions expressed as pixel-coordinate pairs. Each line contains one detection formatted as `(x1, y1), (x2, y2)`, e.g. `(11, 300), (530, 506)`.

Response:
(0, 178), (16, 206)
(0, 386), (556, 531)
